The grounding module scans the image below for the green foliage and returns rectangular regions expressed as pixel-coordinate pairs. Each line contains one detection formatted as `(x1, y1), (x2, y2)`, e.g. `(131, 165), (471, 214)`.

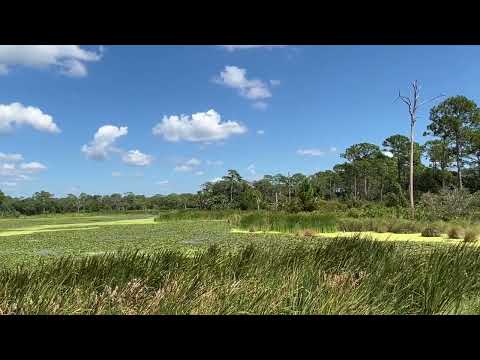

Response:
(417, 189), (480, 221)
(336, 217), (444, 234)
(236, 211), (337, 233)
(3, 237), (480, 314)
(155, 209), (239, 222)
(421, 227), (442, 237)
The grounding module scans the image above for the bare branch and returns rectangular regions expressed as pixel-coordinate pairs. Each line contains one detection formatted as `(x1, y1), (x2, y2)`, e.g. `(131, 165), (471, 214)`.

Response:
(418, 93), (446, 108)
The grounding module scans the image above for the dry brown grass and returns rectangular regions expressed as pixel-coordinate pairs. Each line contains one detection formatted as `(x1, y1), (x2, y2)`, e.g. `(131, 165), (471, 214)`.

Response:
(464, 230), (479, 243)
(448, 226), (465, 239)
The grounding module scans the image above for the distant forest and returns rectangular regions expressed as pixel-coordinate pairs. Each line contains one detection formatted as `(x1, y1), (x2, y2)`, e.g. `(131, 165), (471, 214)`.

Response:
(2, 95), (480, 217)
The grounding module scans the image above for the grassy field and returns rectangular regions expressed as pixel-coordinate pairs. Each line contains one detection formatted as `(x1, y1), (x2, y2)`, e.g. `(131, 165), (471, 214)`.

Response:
(1, 212), (479, 314)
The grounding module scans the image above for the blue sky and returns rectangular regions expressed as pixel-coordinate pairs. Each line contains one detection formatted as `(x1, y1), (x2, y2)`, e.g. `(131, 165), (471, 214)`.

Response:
(1, 45), (480, 197)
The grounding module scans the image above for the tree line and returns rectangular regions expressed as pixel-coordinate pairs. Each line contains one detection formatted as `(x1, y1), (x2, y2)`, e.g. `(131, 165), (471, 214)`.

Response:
(1, 95), (480, 217)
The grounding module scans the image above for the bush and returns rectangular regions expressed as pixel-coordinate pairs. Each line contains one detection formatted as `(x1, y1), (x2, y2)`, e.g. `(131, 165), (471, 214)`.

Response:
(417, 190), (480, 221)
(421, 227), (442, 237)
(464, 230), (479, 243)
(448, 226), (465, 239)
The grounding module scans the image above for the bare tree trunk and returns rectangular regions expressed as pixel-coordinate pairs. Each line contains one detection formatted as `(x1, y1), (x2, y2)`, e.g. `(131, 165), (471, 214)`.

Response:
(455, 140), (463, 190)
(409, 121), (415, 219)
(288, 172), (291, 202)
(275, 192), (278, 210)
(353, 175), (357, 201)
(380, 180), (384, 202)
(364, 177), (368, 199)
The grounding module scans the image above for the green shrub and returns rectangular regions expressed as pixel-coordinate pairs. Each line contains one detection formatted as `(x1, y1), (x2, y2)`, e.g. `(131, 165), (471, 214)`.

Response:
(417, 190), (480, 221)
(421, 227), (442, 237)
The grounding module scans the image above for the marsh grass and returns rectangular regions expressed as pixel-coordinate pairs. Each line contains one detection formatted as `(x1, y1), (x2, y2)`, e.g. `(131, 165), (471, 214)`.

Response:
(1, 237), (480, 314)
(464, 229), (479, 243)
(155, 209), (240, 222)
(236, 212), (337, 233)
(448, 226), (465, 239)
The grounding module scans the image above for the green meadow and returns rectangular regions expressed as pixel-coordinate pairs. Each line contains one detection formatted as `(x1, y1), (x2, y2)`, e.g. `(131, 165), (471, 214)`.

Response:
(1, 211), (480, 314)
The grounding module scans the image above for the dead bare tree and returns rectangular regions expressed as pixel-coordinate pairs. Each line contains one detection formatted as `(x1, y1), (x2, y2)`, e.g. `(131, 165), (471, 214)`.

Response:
(396, 81), (444, 219)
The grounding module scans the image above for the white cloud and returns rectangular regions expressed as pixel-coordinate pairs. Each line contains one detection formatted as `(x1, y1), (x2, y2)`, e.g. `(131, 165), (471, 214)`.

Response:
(215, 66), (272, 100)
(270, 80), (281, 86)
(153, 109), (246, 143)
(210, 177), (223, 183)
(195, 171), (205, 176)
(156, 180), (169, 185)
(257, 130), (265, 135)
(0, 102), (60, 133)
(174, 165), (191, 172)
(187, 158), (201, 166)
(221, 45), (287, 51)
(297, 149), (326, 157)
(112, 171), (122, 177)
(1, 181), (17, 187)
(247, 164), (256, 175)
(20, 162), (47, 173)
(330, 147), (337, 153)
(122, 150), (153, 167)
(206, 160), (224, 166)
(82, 125), (128, 160)
(0, 158), (46, 183)
(0, 152), (23, 162)
(174, 158), (201, 172)
(383, 151), (394, 158)
(252, 101), (268, 110)
(0, 45), (102, 77)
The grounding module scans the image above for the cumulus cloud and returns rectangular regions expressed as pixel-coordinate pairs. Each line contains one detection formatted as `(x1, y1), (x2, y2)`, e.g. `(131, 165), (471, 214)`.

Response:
(121, 150), (153, 167)
(174, 158), (201, 172)
(257, 130), (265, 135)
(247, 164), (256, 175)
(206, 160), (224, 166)
(221, 45), (287, 51)
(0, 103), (60, 134)
(383, 151), (394, 158)
(270, 80), (281, 86)
(20, 162), (47, 173)
(215, 66), (272, 100)
(297, 147), (338, 157)
(297, 149), (326, 157)
(0, 159), (47, 183)
(0, 152), (23, 162)
(153, 109), (246, 143)
(1, 181), (16, 187)
(252, 101), (268, 111)
(81, 125), (128, 160)
(0, 45), (102, 77)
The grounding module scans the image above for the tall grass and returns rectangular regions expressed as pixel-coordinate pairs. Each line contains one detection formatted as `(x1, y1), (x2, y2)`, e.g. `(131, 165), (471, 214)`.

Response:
(155, 209), (240, 222)
(235, 211), (337, 233)
(2, 237), (480, 314)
